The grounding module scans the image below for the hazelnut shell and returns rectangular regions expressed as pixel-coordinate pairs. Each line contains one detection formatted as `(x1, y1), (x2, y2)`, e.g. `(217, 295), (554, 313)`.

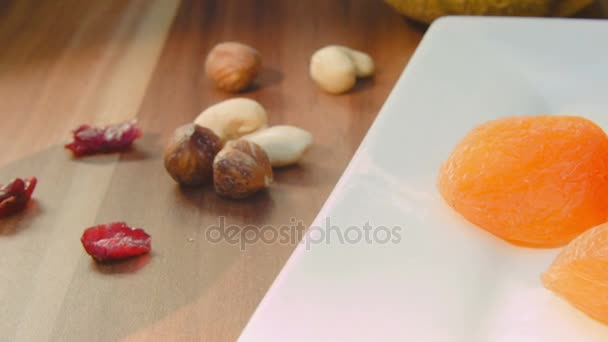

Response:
(213, 139), (273, 198)
(205, 42), (261, 92)
(164, 124), (223, 186)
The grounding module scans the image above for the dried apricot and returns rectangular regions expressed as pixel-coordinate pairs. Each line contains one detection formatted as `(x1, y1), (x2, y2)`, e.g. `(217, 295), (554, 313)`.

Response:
(438, 115), (608, 247)
(542, 222), (608, 324)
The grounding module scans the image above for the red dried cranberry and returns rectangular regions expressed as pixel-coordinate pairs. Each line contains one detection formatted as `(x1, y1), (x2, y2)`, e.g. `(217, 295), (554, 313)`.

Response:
(65, 120), (142, 157)
(81, 222), (151, 262)
(0, 177), (37, 217)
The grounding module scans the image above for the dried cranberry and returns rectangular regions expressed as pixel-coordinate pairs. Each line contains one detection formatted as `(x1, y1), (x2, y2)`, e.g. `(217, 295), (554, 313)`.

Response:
(81, 222), (151, 262)
(65, 120), (142, 157)
(0, 177), (37, 217)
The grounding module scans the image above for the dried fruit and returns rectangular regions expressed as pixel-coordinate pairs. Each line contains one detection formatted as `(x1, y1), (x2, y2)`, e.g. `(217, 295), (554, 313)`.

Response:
(213, 139), (273, 199)
(164, 124), (223, 186)
(65, 120), (142, 157)
(205, 42), (262, 92)
(542, 222), (608, 324)
(0, 177), (37, 217)
(438, 115), (608, 247)
(81, 222), (151, 262)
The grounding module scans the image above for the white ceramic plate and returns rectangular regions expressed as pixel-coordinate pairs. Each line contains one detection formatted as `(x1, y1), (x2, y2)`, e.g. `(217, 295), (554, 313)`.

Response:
(240, 17), (608, 342)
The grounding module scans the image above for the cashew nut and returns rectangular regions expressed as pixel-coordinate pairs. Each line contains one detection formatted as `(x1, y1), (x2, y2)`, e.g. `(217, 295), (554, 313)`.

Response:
(309, 45), (374, 94)
(242, 125), (313, 167)
(194, 98), (268, 141)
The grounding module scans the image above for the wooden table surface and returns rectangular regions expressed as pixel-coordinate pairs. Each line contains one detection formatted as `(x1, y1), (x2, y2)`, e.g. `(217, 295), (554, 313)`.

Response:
(0, 1), (606, 341)
(0, 1), (422, 341)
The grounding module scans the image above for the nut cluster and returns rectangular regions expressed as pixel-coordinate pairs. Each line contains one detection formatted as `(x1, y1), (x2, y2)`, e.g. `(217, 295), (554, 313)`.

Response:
(163, 98), (312, 199)
(164, 41), (375, 198)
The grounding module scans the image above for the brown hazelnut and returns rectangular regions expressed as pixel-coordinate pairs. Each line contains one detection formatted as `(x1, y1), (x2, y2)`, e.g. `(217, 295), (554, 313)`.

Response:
(205, 42), (261, 92)
(213, 139), (273, 199)
(164, 123), (223, 186)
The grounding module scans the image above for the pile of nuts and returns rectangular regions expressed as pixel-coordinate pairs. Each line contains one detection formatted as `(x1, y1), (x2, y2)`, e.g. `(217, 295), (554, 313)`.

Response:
(164, 41), (374, 198)
(164, 98), (312, 199)
(2, 42), (376, 264)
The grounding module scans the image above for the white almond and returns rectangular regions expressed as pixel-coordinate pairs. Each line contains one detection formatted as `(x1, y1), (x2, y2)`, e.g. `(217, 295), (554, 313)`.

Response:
(242, 125), (313, 167)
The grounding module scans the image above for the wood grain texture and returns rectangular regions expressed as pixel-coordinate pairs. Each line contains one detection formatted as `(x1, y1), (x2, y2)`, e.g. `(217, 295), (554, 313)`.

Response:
(12, 0), (585, 341)
(1, 0), (607, 341)
(0, 1), (181, 341)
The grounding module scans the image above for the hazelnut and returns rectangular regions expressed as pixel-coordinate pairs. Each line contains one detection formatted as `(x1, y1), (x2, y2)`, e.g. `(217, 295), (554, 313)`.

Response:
(205, 42), (261, 92)
(164, 124), (223, 186)
(213, 139), (273, 199)
(309, 45), (374, 94)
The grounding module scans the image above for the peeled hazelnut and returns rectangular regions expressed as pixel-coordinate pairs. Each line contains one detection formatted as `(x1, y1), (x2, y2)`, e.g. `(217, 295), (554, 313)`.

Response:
(194, 98), (268, 142)
(337, 46), (375, 77)
(164, 123), (223, 186)
(213, 139), (273, 199)
(309, 45), (374, 94)
(310, 46), (356, 94)
(205, 42), (261, 92)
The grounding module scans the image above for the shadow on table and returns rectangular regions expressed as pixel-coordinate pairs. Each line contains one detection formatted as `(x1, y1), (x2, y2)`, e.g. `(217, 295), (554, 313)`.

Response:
(91, 253), (152, 274)
(0, 199), (44, 236)
(249, 67), (284, 92)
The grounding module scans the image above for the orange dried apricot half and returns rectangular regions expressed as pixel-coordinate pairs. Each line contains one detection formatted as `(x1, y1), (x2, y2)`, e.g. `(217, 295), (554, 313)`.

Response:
(542, 222), (608, 324)
(438, 115), (608, 247)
